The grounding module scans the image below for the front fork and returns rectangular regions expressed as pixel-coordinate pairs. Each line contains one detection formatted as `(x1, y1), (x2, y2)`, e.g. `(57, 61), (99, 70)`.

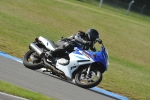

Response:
(86, 64), (92, 75)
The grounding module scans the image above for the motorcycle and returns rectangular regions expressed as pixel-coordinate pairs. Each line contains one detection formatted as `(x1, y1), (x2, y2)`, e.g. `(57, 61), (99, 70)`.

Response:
(23, 36), (109, 88)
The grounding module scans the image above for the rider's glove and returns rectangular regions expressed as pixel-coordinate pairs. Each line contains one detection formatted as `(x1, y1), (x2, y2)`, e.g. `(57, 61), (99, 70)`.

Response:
(98, 39), (102, 44)
(96, 38), (102, 44)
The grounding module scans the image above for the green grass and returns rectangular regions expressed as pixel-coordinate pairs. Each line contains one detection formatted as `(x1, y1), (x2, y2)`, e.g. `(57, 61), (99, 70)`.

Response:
(0, 0), (150, 100)
(0, 80), (55, 100)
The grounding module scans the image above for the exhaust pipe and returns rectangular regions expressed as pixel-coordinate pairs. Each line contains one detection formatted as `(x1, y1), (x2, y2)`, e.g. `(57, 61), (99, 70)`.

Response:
(30, 43), (43, 56)
(30, 43), (66, 79)
(43, 57), (66, 79)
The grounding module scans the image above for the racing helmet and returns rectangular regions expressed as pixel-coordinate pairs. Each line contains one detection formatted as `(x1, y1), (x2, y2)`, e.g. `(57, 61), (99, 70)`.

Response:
(86, 28), (99, 42)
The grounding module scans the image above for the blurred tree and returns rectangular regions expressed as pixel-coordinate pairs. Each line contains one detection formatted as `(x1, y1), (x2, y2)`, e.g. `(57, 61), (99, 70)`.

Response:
(95, 0), (150, 10)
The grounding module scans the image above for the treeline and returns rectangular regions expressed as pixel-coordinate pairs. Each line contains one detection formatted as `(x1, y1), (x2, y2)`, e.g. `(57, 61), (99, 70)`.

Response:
(96, 0), (150, 10)
(77, 0), (150, 11)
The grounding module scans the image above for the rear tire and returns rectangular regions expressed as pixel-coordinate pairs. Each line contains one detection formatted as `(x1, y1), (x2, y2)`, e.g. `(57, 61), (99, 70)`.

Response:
(23, 50), (43, 70)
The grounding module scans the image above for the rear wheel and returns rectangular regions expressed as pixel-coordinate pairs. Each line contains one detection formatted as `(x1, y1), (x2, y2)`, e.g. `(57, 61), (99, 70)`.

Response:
(75, 67), (102, 88)
(23, 50), (43, 70)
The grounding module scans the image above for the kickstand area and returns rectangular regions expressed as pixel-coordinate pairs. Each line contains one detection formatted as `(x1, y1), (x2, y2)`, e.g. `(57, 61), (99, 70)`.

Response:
(42, 68), (57, 75)
(42, 68), (51, 72)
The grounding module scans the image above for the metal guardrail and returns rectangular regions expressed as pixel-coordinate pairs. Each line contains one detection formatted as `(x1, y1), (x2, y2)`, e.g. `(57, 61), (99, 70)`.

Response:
(103, 0), (150, 16)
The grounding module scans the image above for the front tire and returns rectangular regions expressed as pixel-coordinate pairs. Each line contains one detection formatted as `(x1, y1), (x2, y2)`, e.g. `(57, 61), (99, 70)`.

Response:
(75, 67), (102, 88)
(23, 50), (43, 70)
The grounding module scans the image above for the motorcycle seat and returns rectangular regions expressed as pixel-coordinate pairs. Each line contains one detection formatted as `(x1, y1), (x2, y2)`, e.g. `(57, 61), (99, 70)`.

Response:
(46, 39), (59, 49)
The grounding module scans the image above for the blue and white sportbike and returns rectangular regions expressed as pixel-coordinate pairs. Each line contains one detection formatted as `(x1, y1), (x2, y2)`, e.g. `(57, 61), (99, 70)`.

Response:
(23, 36), (109, 88)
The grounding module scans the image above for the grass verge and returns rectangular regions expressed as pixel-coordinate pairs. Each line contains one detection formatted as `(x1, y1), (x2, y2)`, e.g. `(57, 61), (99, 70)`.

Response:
(0, 80), (55, 100)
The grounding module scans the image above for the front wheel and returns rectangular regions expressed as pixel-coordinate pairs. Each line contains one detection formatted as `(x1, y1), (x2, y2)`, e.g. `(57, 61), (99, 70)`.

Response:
(75, 67), (102, 88)
(23, 50), (43, 70)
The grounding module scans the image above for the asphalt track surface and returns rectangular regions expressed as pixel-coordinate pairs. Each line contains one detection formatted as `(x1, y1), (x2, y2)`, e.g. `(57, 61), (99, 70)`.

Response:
(0, 52), (129, 100)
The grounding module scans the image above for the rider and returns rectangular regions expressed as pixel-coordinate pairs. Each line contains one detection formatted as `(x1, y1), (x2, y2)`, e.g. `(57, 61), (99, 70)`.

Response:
(46, 28), (102, 63)
(66, 28), (101, 51)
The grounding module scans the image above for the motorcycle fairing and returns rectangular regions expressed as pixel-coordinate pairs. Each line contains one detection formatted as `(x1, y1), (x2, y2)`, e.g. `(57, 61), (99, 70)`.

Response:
(56, 48), (94, 79)
(85, 46), (109, 71)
